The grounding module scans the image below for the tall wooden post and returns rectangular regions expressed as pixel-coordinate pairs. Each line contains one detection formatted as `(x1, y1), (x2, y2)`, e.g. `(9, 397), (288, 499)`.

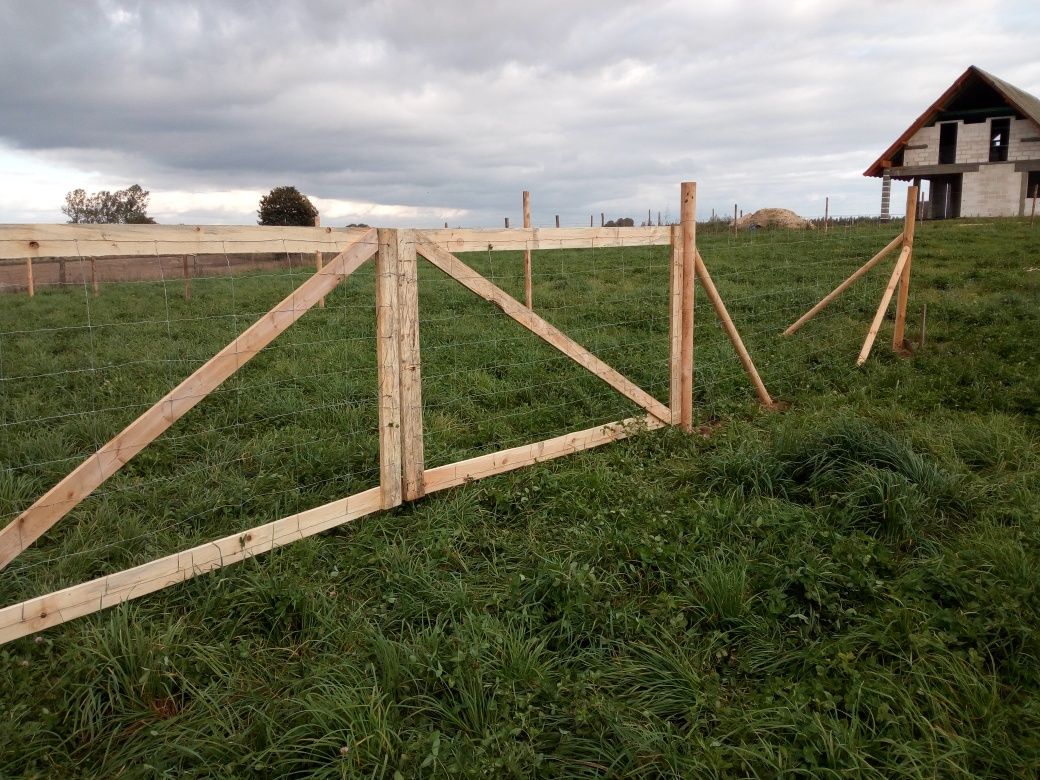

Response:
(25, 257), (34, 297)
(376, 228), (403, 510)
(555, 215), (560, 228)
(181, 255), (190, 301)
(892, 186), (918, 352)
(396, 230), (425, 501)
(601, 212), (605, 227)
(590, 215), (593, 227)
(824, 197), (829, 233)
(679, 182), (696, 432)
(315, 215), (325, 308)
(523, 190), (532, 309)
(504, 217), (510, 228)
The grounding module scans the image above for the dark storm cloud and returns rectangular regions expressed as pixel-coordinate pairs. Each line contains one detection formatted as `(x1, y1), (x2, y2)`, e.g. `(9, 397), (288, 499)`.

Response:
(1, 0), (1037, 224)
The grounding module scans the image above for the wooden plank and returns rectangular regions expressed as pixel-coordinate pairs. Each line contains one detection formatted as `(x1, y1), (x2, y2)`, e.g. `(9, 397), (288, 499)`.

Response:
(695, 252), (773, 407)
(413, 234), (671, 424)
(396, 230), (425, 501)
(782, 232), (903, 337)
(668, 224), (683, 423)
(0, 224), (371, 260)
(523, 191), (533, 309)
(376, 228), (403, 510)
(857, 245), (911, 366)
(0, 230), (378, 570)
(892, 186), (918, 352)
(680, 182), (696, 433)
(420, 226), (671, 253)
(423, 415), (665, 493)
(0, 487), (382, 645)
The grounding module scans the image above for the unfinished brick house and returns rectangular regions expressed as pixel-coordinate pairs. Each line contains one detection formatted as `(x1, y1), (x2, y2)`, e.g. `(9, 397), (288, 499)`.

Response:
(865, 66), (1040, 219)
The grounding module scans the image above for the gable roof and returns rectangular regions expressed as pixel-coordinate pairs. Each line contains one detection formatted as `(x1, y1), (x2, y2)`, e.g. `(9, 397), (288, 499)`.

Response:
(863, 66), (1040, 178)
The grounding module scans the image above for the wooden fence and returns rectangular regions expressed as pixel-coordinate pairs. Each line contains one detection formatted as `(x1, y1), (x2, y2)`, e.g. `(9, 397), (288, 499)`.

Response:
(0, 181), (774, 644)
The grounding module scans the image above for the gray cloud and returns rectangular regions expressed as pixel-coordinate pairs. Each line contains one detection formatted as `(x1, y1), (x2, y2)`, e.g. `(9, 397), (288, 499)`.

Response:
(1, 0), (1037, 225)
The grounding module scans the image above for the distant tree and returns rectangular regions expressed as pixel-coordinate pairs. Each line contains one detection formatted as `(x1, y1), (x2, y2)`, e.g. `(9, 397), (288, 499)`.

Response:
(604, 217), (634, 228)
(257, 186), (319, 226)
(345, 223), (370, 228)
(62, 184), (156, 224)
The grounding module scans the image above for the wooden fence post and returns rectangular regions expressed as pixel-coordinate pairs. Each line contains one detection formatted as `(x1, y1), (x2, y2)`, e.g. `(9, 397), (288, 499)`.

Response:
(396, 230), (425, 501)
(1031, 185), (1037, 228)
(181, 255), (190, 301)
(523, 190), (532, 308)
(680, 182), (696, 432)
(892, 186), (918, 352)
(315, 215), (325, 308)
(25, 257), (34, 297)
(555, 215), (560, 228)
(504, 217), (510, 228)
(376, 228), (403, 510)
(733, 204), (738, 237)
(824, 197), (829, 233)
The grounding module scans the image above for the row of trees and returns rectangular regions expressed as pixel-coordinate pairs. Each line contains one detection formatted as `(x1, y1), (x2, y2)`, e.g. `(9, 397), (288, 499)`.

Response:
(62, 184), (342, 227)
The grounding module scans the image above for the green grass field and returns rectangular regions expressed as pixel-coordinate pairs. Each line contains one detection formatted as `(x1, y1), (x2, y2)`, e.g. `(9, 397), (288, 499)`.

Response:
(1, 219), (1038, 777)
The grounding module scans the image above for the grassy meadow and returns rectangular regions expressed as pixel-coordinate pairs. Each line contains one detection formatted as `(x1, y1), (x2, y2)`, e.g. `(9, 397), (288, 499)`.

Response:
(0, 217), (1038, 777)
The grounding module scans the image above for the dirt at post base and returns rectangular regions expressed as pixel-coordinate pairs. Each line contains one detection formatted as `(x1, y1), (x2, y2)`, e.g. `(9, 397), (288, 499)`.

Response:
(736, 208), (814, 230)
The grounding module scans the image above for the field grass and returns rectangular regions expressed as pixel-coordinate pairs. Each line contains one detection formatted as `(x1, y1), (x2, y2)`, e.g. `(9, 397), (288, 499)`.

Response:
(0, 218), (1038, 777)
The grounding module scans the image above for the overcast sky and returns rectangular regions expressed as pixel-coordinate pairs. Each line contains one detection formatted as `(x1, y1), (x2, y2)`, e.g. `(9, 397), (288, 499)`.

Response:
(1, 0), (1037, 226)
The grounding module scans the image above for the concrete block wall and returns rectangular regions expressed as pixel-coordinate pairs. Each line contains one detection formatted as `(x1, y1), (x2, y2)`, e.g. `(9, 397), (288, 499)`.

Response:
(902, 117), (1040, 166)
(960, 164), (1023, 216)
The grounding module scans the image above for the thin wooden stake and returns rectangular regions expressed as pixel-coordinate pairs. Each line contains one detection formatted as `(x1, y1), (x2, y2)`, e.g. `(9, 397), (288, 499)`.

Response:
(680, 182), (696, 432)
(315, 215), (325, 308)
(601, 212), (605, 227)
(181, 255), (190, 301)
(25, 257), (33, 297)
(824, 197), (829, 233)
(919, 303), (927, 349)
(695, 251), (772, 406)
(0, 231), (378, 570)
(555, 215), (560, 228)
(733, 204), (738, 237)
(376, 228), (403, 511)
(1031, 185), (1037, 228)
(396, 230), (425, 501)
(523, 190), (532, 309)
(504, 217), (510, 228)
(783, 232), (903, 336)
(892, 186), (918, 353)
(857, 245), (911, 366)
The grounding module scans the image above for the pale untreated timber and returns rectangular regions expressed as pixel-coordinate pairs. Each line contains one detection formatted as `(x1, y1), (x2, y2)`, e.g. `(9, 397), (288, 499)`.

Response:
(25, 257), (33, 297)
(422, 226), (671, 253)
(423, 416), (665, 493)
(396, 231), (425, 501)
(0, 224), (370, 260)
(181, 255), (190, 301)
(668, 225), (684, 423)
(0, 487), (383, 645)
(857, 245), (911, 366)
(315, 215), (325, 309)
(414, 234), (671, 424)
(782, 232), (903, 337)
(523, 191), (533, 309)
(695, 252), (773, 406)
(0, 231), (378, 570)
(892, 187), (918, 351)
(376, 229), (403, 511)
(680, 182), (696, 432)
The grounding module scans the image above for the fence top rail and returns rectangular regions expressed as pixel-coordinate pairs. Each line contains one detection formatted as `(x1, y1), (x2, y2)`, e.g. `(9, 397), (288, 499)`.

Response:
(0, 224), (673, 260)
(0, 224), (374, 260)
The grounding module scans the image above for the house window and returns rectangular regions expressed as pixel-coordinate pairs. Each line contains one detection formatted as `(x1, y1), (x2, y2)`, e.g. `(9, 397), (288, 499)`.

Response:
(938, 122), (957, 164)
(990, 118), (1011, 162)
(1029, 171), (1040, 200)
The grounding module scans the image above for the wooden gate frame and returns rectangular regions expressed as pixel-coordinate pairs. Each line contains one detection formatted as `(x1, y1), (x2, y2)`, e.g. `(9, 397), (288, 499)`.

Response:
(0, 181), (772, 644)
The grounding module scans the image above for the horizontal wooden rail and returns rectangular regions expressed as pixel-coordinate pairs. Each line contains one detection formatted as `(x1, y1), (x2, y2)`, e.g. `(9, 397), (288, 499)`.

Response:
(0, 225), (672, 261)
(0, 487), (383, 645)
(424, 415), (666, 493)
(0, 224), (373, 260)
(0, 230), (378, 570)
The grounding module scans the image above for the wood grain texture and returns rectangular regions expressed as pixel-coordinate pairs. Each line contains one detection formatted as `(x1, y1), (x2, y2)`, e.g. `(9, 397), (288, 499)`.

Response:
(0, 487), (382, 645)
(420, 226), (671, 253)
(414, 234), (671, 424)
(376, 229), (403, 510)
(679, 183), (696, 432)
(423, 416), (665, 493)
(0, 224), (371, 260)
(668, 224), (684, 424)
(396, 231), (426, 501)
(0, 230), (378, 570)
(892, 187), (918, 351)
